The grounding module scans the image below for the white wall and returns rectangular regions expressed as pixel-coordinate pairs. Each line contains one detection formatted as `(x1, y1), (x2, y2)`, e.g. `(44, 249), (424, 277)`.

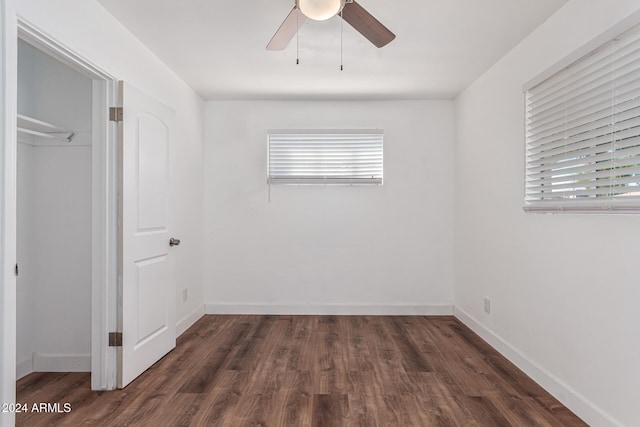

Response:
(204, 100), (454, 314)
(13, 0), (205, 333)
(454, 1), (640, 426)
(16, 142), (34, 378)
(19, 146), (92, 373)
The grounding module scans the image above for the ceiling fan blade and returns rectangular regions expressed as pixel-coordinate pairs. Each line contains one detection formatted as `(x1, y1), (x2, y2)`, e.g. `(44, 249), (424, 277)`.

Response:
(266, 7), (307, 51)
(341, 1), (395, 48)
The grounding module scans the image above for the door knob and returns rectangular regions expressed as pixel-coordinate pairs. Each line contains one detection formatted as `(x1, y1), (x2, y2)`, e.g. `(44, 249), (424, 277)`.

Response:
(169, 238), (181, 247)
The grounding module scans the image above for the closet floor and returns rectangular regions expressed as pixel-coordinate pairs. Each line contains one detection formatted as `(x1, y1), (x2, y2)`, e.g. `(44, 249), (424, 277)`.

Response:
(16, 315), (587, 426)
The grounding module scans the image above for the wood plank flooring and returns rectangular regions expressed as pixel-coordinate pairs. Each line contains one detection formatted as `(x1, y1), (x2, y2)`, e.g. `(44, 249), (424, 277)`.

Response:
(16, 315), (587, 426)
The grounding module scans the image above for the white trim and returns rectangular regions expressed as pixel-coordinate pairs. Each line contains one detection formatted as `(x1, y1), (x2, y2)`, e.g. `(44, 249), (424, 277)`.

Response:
(17, 19), (114, 82)
(205, 303), (453, 316)
(1, 0), (17, 425)
(15, 18), (119, 391)
(90, 78), (118, 391)
(523, 8), (640, 92)
(453, 306), (621, 427)
(32, 353), (91, 373)
(268, 128), (383, 135)
(176, 305), (205, 337)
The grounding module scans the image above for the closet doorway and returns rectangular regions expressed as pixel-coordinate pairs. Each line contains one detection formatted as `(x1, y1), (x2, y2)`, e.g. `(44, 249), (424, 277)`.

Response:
(15, 22), (118, 391)
(16, 37), (94, 379)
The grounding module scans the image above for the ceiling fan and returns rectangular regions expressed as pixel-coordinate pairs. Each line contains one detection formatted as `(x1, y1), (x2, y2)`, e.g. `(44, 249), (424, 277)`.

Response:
(266, 0), (395, 50)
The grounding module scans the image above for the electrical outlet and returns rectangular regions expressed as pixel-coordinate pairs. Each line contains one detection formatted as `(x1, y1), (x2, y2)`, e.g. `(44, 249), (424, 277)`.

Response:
(484, 297), (491, 314)
(182, 288), (188, 302)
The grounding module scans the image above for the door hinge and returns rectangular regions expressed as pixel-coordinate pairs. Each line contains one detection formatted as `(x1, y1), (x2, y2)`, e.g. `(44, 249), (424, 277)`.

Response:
(15, 263), (18, 277)
(109, 107), (123, 122)
(108, 332), (123, 347)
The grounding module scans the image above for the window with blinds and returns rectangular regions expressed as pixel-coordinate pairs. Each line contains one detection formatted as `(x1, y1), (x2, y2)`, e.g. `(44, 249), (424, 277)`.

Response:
(267, 130), (383, 185)
(524, 23), (640, 212)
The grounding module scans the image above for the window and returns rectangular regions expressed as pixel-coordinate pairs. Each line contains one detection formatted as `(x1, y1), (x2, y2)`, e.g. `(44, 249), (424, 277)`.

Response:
(524, 23), (640, 212)
(267, 129), (383, 185)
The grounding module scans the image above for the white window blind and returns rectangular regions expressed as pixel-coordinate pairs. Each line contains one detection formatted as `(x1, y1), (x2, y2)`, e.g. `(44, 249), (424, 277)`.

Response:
(267, 129), (383, 185)
(524, 23), (640, 212)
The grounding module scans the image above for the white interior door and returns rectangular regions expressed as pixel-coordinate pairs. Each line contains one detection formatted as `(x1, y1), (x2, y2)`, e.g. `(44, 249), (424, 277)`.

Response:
(118, 81), (176, 388)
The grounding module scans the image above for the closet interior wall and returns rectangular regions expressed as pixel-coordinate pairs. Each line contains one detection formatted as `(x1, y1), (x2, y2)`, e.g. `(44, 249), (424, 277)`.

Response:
(16, 40), (92, 378)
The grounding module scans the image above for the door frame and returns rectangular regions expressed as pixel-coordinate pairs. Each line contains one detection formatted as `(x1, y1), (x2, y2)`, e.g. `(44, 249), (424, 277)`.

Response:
(9, 18), (118, 391)
(1, 0), (18, 425)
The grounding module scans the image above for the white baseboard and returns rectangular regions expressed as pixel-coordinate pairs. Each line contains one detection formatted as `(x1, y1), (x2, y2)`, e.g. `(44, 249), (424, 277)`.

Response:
(176, 305), (205, 337)
(205, 303), (453, 316)
(453, 306), (620, 427)
(32, 353), (90, 373)
(16, 357), (33, 380)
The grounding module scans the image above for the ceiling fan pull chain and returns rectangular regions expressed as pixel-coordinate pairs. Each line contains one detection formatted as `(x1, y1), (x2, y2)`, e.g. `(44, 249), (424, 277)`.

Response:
(340, 10), (343, 70)
(296, 7), (300, 65)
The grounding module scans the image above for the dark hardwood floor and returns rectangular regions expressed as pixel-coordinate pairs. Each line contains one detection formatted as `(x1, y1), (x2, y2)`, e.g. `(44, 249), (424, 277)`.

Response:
(16, 315), (587, 426)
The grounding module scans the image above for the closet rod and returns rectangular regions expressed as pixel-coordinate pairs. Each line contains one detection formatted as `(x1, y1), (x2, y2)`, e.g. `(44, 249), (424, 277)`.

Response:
(17, 127), (75, 142)
(17, 114), (75, 142)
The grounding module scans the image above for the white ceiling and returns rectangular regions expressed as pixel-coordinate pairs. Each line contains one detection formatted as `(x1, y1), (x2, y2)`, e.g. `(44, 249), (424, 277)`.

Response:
(97, 0), (568, 100)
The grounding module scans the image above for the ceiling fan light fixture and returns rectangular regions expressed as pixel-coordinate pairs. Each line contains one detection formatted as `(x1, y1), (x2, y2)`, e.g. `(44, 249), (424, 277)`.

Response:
(296, 0), (345, 21)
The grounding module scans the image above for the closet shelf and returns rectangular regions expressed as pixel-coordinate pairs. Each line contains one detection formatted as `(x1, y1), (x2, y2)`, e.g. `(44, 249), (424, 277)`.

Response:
(17, 114), (75, 142)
